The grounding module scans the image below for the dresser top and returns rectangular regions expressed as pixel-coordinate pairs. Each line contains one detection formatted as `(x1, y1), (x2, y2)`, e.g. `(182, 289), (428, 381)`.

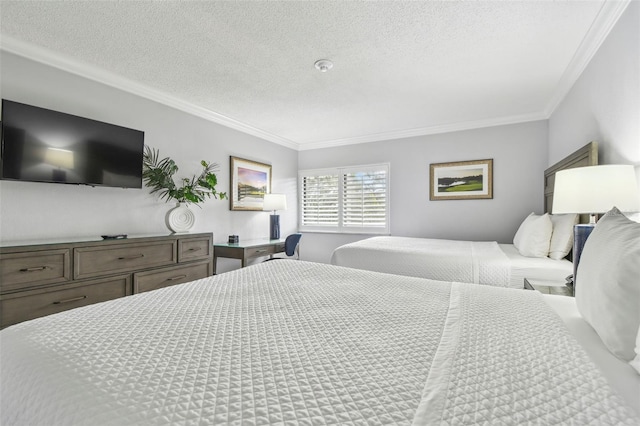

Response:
(0, 232), (212, 250)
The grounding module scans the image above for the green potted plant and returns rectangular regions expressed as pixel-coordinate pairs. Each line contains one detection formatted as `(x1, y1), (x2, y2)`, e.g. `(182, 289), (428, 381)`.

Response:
(142, 146), (227, 232)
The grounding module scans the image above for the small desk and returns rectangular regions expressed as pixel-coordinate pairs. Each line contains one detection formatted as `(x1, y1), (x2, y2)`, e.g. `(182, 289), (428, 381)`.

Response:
(213, 239), (285, 274)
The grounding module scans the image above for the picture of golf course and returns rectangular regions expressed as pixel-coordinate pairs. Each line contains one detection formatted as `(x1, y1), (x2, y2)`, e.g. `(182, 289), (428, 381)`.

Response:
(437, 168), (483, 192)
(237, 167), (267, 201)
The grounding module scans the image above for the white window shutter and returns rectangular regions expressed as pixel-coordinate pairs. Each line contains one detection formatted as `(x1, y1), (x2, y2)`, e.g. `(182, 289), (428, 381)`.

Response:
(342, 168), (388, 231)
(299, 164), (389, 234)
(301, 174), (339, 227)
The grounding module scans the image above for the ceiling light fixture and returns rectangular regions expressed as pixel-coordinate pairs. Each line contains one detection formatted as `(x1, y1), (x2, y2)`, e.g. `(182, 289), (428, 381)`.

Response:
(314, 59), (333, 72)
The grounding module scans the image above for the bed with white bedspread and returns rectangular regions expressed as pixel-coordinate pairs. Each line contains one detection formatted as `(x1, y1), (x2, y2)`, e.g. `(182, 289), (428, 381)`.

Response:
(331, 143), (598, 289)
(1, 260), (635, 425)
(330, 236), (571, 289)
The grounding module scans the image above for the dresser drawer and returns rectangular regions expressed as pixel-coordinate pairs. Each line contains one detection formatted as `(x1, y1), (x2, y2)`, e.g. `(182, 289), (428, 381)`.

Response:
(133, 260), (212, 294)
(178, 237), (212, 262)
(245, 245), (278, 258)
(0, 275), (130, 329)
(74, 241), (177, 280)
(0, 249), (71, 293)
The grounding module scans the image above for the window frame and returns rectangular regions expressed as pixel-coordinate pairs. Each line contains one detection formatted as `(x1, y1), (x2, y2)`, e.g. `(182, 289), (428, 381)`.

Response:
(298, 163), (390, 234)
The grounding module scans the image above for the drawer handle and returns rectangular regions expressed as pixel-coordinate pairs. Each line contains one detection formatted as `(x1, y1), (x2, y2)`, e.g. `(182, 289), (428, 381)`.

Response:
(19, 266), (50, 272)
(118, 254), (145, 260)
(53, 295), (87, 305)
(188, 247), (202, 252)
(255, 249), (267, 253)
(166, 274), (188, 281)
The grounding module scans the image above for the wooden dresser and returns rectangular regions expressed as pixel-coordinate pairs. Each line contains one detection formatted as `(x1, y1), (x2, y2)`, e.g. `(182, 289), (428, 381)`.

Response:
(0, 233), (213, 328)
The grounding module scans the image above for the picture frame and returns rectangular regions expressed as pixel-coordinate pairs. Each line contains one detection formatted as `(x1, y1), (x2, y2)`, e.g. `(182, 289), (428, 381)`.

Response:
(429, 159), (493, 200)
(229, 156), (272, 211)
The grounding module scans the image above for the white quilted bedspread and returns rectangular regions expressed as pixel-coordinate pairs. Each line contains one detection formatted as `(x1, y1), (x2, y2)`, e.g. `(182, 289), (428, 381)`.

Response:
(331, 237), (514, 288)
(1, 261), (636, 425)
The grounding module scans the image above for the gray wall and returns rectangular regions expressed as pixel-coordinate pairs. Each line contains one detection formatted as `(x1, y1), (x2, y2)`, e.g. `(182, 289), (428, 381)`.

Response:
(0, 52), (298, 273)
(548, 1), (639, 214)
(298, 121), (548, 263)
(548, 2), (639, 170)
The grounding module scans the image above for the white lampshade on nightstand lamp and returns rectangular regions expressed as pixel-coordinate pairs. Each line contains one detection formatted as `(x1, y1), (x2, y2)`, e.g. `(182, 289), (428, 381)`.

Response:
(263, 194), (287, 240)
(552, 165), (640, 284)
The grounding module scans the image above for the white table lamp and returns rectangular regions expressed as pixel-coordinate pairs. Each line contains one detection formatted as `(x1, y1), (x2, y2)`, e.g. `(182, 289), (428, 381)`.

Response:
(263, 193), (287, 240)
(552, 165), (639, 284)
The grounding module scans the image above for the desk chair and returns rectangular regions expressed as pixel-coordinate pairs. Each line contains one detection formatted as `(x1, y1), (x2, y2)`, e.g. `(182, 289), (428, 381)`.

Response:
(267, 233), (302, 260)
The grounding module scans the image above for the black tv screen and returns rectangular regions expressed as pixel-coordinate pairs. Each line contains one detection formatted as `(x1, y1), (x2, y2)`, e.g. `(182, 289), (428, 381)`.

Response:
(1, 99), (144, 188)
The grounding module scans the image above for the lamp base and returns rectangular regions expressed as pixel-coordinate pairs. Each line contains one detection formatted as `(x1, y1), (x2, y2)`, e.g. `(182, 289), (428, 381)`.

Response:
(572, 224), (596, 286)
(269, 215), (280, 240)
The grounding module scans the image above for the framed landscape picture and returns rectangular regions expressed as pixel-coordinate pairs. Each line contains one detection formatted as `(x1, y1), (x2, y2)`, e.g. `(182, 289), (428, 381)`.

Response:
(429, 159), (493, 200)
(230, 156), (272, 211)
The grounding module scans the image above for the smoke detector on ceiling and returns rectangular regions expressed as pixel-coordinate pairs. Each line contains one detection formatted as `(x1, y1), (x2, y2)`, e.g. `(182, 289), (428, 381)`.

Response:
(314, 59), (333, 72)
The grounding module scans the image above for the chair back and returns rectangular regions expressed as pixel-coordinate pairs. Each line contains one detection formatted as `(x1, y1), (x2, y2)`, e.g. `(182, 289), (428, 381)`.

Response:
(284, 233), (302, 257)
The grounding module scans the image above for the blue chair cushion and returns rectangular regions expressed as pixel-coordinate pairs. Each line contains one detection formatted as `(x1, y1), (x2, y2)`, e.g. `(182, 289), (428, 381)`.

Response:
(284, 234), (302, 256)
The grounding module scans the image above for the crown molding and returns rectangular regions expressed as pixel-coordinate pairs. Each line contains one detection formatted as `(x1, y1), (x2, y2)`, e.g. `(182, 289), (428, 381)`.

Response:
(0, 36), (299, 151)
(544, 0), (631, 116)
(297, 112), (548, 151)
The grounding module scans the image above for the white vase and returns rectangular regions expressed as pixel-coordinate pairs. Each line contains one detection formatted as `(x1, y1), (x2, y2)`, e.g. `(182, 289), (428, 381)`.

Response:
(166, 202), (195, 233)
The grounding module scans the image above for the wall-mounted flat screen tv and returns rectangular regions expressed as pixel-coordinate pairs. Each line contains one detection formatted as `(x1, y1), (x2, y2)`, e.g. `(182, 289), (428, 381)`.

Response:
(1, 99), (144, 188)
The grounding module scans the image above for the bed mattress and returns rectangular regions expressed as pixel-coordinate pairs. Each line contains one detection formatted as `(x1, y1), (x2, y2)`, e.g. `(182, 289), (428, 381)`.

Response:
(331, 237), (573, 289)
(331, 236), (514, 287)
(1, 261), (635, 425)
(499, 243), (573, 287)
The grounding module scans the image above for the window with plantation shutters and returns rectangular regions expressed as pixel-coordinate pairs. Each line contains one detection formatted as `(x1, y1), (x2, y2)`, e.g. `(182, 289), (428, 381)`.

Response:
(299, 164), (390, 234)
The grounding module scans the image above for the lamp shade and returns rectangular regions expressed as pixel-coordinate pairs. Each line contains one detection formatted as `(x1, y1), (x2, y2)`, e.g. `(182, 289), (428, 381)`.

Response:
(263, 193), (287, 211)
(552, 165), (639, 214)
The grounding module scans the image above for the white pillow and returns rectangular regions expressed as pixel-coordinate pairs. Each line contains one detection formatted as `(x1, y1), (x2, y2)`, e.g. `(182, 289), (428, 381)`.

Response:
(575, 207), (640, 361)
(548, 214), (578, 260)
(513, 213), (553, 258)
(630, 328), (640, 375)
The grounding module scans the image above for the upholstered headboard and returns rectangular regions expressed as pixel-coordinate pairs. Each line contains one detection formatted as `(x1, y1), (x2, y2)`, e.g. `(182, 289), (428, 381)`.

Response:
(544, 141), (598, 223)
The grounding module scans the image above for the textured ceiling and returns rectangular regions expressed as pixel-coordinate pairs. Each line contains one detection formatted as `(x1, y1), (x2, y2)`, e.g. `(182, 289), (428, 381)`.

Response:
(0, 1), (627, 150)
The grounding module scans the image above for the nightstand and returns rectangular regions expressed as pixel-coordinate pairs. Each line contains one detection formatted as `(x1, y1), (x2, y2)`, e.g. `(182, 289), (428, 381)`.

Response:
(524, 278), (574, 297)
